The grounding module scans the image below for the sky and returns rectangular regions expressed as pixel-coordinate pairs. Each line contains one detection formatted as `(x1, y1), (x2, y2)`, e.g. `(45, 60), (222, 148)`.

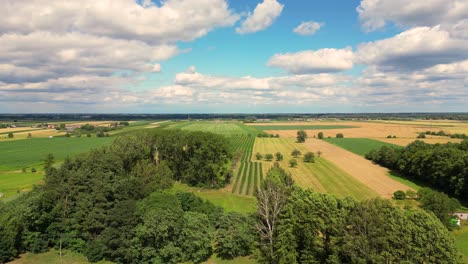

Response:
(0, 0), (467, 113)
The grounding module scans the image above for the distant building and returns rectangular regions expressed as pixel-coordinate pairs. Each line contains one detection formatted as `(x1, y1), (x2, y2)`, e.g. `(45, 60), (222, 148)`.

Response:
(454, 212), (468, 220)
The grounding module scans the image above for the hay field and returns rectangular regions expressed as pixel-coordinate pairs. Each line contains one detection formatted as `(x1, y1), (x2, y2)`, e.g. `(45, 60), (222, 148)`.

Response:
(250, 120), (467, 142)
(252, 138), (378, 200)
(305, 139), (412, 198)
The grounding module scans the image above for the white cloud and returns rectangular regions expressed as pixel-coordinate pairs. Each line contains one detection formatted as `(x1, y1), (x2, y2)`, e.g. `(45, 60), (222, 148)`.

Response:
(236, 0), (284, 34)
(356, 26), (468, 71)
(293, 21), (323, 36)
(152, 64), (161, 73)
(0, 0), (239, 43)
(357, 0), (468, 32)
(267, 47), (354, 74)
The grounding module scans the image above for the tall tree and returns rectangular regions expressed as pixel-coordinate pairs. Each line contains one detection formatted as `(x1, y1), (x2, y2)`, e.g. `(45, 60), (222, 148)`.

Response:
(296, 130), (308, 143)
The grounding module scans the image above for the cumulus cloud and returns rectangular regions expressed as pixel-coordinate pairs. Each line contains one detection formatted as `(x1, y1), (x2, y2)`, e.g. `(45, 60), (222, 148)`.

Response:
(236, 0), (284, 34)
(267, 48), (355, 74)
(293, 21), (323, 36)
(356, 26), (468, 71)
(0, 0), (239, 43)
(152, 64), (162, 73)
(357, 0), (468, 32)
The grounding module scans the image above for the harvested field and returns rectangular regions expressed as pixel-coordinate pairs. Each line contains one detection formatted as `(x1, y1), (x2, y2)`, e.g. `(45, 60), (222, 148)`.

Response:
(249, 120), (468, 139)
(253, 138), (378, 200)
(251, 125), (357, 130)
(305, 139), (412, 198)
(374, 137), (463, 146)
(0, 129), (66, 141)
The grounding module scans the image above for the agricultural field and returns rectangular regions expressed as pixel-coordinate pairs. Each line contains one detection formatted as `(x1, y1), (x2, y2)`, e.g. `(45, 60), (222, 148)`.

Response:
(230, 136), (263, 196)
(171, 121), (261, 136)
(250, 124), (358, 130)
(252, 120), (468, 141)
(375, 137), (463, 146)
(252, 137), (378, 200)
(324, 138), (401, 156)
(0, 171), (43, 200)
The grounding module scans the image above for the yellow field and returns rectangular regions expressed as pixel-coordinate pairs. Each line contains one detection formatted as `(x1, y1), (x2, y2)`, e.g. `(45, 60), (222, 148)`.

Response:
(252, 137), (378, 200)
(375, 137), (463, 146)
(249, 120), (468, 142)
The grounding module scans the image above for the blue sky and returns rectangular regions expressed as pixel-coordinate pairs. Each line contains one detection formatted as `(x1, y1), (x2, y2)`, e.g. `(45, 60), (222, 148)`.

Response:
(0, 0), (467, 113)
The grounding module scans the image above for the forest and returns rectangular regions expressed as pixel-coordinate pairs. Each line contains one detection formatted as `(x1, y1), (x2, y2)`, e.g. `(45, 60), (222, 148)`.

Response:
(0, 130), (464, 263)
(366, 140), (468, 201)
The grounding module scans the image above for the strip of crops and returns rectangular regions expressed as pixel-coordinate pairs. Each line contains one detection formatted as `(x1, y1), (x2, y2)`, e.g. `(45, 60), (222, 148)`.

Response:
(250, 125), (358, 130)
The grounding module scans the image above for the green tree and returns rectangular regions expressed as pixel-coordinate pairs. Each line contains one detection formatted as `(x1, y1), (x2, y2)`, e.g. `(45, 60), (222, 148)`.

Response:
(393, 190), (406, 200)
(289, 159), (298, 168)
(7, 132), (13, 138)
(179, 212), (213, 264)
(291, 149), (301, 158)
(303, 152), (315, 163)
(214, 212), (254, 259)
(256, 152), (263, 160)
(336, 133), (344, 138)
(296, 130), (308, 143)
(275, 152), (283, 161)
(265, 153), (273, 161)
(317, 132), (324, 139)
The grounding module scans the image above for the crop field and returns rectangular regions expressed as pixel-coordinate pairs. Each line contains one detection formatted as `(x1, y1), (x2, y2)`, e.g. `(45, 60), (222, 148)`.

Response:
(230, 136), (263, 196)
(250, 125), (358, 130)
(172, 121), (262, 136)
(375, 137), (463, 146)
(252, 120), (468, 140)
(252, 137), (378, 200)
(324, 138), (402, 156)
(0, 129), (67, 141)
(0, 137), (114, 170)
(305, 139), (412, 198)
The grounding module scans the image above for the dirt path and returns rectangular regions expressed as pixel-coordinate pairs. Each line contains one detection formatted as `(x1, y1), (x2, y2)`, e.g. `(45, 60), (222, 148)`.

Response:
(305, 139), (412, 198)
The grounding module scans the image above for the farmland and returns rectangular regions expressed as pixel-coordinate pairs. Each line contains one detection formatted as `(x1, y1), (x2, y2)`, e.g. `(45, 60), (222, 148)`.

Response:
(230, 136), (263, 196)
(324, 138), (401, 156)
(251, 124), (358, 130)
(252, 137), (378, 200)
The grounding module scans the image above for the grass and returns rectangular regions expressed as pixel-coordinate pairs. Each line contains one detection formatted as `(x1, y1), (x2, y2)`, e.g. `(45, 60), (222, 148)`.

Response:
(453, 225), (468, 263)
(253, 138), (378, 200)
(8, 249), (112, 264)
(171, 182), (256, 214)
(324, 138), (402, 157)
(0, 137), (114, 170)
(250, 125), (358, 130)
(0, 171), (44, 200)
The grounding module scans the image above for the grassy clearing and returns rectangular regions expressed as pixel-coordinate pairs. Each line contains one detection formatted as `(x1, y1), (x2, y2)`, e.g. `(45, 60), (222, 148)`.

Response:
(253, 138), (378, 200)
(324, 138), (401, 156)
(453, 225), (468, 263)
(250, 125), (358, 130)
(0, 137), (114, 170)
(171, 182), (256, 214)
(0, 171), (44, 200)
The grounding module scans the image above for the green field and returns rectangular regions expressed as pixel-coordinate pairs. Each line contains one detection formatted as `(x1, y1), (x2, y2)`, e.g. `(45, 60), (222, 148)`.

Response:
(454, 225), (468, 263)
(324, 138), (402, 156)
(0, 171), (43, 199)
(250, 125), (358, 130)
(230, 136), (263, 196)
(253, 138), (378, 200)
(171, 121), (253, 136)
(0, 137), (114, 170)
(171, 182), (256, 214)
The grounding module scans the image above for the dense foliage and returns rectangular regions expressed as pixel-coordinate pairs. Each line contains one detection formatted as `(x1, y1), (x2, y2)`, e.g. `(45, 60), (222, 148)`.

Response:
(366, 140), (468, 201)
(0, 130), (241, 263)
(255, 166), (462, 263)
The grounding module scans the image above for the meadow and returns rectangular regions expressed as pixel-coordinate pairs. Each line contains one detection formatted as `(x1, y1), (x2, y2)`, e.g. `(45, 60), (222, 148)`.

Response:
(454, 225), (468, 263)
(0, 137), (114, 170)
(324, 138), (402, 156)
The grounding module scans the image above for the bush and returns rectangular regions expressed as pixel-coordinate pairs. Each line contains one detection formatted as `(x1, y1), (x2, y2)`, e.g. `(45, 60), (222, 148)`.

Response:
(289, 159), (298, 168)
(336, 133), (344, 138)
(31, 168), (37, 173)
(265, 154), (273, 161)
(417, 133), (426, 138)
(7, 132), (14, 138)
(255, 152), (263, 160)
(303, 152), (315, 163)
(317, 132), (324, 139)
(393, 190), (406, 200)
